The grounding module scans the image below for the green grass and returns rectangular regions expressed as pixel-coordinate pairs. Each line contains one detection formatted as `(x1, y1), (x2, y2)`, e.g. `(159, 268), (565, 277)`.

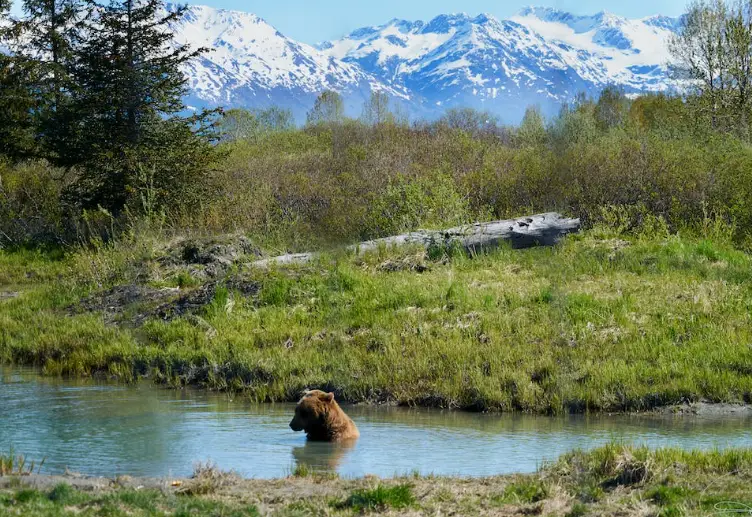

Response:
(0, 484), (260, 517)
(1, 228), (751, 413)
(493, 479), (550, 504)
(338, 484), (415, 512)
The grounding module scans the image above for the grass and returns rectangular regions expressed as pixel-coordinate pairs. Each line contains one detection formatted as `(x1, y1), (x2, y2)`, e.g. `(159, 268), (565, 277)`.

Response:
(0, 449), (45, 477)
(338, 484), (416, 513)
(494, 479), (550, 504)
(1, 226), (751, 413)
(0, 484), (261, 516)
(0, 445), (749, 516)
(175, 462), (239, 496)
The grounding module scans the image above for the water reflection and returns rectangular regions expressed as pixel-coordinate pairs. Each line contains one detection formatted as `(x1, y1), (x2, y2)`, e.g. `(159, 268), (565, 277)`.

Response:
(292, 441), (357, 472)
(1, 366), (750, 478)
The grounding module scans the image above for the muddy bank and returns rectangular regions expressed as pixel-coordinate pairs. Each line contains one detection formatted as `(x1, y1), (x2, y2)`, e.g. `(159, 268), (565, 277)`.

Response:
(645, 401), (752, 417)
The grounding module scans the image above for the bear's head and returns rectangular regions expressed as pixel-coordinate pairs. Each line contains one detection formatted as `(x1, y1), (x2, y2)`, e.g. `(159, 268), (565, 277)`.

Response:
(289, 390), (335, 437)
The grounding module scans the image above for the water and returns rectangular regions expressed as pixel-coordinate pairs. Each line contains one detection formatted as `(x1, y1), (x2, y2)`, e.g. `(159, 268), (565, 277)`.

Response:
(1, 367), (750, 479)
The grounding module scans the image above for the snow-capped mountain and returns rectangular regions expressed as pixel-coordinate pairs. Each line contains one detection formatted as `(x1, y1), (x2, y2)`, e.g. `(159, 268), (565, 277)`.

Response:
(168, 4), (681, 122)
(166, 4), (408, 119)
(320, 7), (681, 120)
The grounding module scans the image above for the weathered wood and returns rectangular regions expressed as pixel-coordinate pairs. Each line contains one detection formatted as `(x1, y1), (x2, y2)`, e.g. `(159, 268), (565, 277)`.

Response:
(252, 212), (580, 268)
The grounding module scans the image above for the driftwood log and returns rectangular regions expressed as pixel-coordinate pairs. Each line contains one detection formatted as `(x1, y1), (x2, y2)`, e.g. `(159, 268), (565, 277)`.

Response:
(253, 212), (580, 268)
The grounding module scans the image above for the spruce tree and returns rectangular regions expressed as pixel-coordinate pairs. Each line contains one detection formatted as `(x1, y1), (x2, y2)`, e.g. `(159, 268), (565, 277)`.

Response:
(1, 2), (40, 159)
(9, 0), (87, 163)
(72, 0), (217, 212)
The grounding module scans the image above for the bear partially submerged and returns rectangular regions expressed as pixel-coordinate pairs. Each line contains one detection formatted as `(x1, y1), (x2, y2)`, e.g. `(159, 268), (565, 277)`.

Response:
(289, 390), (360, 442)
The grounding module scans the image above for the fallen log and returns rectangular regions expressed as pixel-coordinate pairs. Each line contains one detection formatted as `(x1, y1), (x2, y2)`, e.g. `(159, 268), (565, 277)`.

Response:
(252, 212), (580, 268)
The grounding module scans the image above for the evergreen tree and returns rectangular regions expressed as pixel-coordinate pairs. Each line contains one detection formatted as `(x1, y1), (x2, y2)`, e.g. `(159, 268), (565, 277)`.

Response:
(9, 0), (87, 163)
(0, 1), (41, 159)
(71, 0), (217, 212)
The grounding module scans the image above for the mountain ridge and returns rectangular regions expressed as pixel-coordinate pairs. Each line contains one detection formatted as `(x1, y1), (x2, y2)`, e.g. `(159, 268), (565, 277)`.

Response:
(167, 4), (682, 121)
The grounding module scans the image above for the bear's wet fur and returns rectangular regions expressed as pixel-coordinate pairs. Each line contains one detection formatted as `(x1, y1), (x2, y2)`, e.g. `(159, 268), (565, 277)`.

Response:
(289, 390), (360, 442)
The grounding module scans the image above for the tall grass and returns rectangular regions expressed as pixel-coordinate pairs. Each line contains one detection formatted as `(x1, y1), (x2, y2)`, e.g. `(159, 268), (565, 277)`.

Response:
(0, 448), (45, 476)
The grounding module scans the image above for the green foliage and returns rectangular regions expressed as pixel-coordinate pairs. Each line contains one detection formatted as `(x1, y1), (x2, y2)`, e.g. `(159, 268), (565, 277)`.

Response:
(363, 171), (470, 237)
(669, 0), (752, 136)
(0, 160), (73, 247)
(496, 479), (550, 504)
(48, 483), (88, 505)
(0, 56), (41, 160)
(340, 484), (415, 512)
(68, 0), (219, 213)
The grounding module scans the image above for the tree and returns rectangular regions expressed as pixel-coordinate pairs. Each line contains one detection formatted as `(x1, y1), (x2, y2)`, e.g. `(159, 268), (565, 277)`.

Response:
(11, 0), (87, 162)
(669, 0), (752, 133)
(724, 0), (752, 132)
(0, 2), (41, 159)
(361, 91), (395, 126)
(255, 106), (294, 132)
(517, 106), (547, 147)
(307, 90), (345, 126)
(70, 0), (217, 212)
(16, 0), (85, 107)
(595, 85), (630, 130)
(438, 107), (498, 135)
(0, 56), (42, 159)
(219, 109), (261, 142)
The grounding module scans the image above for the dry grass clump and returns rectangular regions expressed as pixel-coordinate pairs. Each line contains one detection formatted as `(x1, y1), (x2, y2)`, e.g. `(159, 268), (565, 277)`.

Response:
(176, 462), (240, 496)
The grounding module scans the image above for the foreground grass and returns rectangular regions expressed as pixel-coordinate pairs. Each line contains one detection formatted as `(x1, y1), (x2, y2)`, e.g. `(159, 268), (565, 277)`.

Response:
(1, 227), (751, 413)
(1, 445), (750, 516)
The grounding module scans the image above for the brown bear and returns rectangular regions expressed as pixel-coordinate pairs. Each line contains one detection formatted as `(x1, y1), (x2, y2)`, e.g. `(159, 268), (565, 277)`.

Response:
(289, 390), (360, 442)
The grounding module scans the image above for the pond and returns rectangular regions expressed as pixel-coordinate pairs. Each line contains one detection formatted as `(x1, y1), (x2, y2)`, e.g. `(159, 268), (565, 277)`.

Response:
(1, 366), (750, 479)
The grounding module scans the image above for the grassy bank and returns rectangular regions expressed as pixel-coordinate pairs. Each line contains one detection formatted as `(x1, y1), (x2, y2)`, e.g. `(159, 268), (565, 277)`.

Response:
(1, 224), (751, 414)
(1, 445), (751, 516)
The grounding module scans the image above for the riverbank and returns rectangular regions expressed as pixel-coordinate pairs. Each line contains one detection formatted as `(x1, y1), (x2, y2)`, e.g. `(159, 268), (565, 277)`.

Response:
(1, 227), (751, 414)
(1, 445), (751, 516)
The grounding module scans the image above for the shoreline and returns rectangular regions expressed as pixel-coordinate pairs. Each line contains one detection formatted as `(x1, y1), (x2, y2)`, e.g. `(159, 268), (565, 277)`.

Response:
(4, 363), (752, 417)
(2, 444), (751, 516)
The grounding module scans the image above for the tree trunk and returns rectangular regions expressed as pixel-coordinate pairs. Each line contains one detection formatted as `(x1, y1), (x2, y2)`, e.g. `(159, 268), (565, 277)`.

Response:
(253, 212), (581, 268)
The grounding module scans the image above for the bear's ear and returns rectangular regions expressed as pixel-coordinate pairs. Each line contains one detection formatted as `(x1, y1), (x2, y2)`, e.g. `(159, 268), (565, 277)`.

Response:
(321, 392), (335, 402)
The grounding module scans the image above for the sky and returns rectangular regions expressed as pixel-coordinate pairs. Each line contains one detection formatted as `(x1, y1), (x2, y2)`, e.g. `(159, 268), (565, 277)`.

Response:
(10, 0), (689, 44)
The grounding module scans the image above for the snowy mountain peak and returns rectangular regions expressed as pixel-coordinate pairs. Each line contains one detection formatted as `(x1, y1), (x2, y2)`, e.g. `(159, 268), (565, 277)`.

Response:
(169, 4), (681, 122)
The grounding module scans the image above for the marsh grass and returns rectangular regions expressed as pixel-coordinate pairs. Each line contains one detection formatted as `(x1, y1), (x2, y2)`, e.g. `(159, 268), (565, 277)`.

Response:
(1, 228), (752, 413)
(0, 449), (45, 476)
(494, 478), (551, 504)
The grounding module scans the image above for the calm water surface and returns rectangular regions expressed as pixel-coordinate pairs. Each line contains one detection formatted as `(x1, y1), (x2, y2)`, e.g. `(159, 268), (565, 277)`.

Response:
(1, 366), (750, 478)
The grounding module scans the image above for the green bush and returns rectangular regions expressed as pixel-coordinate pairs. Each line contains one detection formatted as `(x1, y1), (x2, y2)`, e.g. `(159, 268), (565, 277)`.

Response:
(0, 160), (72, 247)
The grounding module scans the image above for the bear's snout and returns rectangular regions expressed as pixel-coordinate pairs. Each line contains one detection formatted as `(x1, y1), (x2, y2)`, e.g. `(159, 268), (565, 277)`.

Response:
(289, 418), (304, 432)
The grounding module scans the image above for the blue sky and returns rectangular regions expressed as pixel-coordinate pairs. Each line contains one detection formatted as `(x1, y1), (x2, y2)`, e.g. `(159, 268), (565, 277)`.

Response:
(10, 0), (689, 43)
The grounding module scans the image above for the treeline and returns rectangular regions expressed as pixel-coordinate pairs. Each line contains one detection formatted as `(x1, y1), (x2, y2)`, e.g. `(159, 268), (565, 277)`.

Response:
(2, 0), (752, 249)
(0, 0), (217, 217)
(193, 89), (751, 250)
